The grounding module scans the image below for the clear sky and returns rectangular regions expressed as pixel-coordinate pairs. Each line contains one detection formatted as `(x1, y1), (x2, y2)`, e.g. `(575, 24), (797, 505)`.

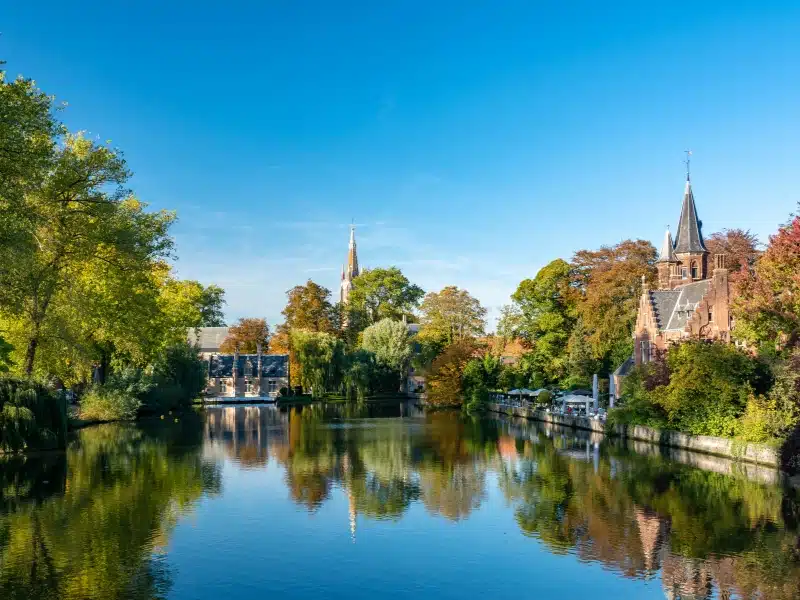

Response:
(3, 1), (800, 328)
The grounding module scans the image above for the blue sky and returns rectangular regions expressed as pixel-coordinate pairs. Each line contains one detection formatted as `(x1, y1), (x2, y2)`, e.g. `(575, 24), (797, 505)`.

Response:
(3, 1), (800, 328)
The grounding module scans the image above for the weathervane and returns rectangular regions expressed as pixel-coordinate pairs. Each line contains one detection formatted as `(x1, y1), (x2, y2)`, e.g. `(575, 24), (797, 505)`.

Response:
(684, 150), (692, 181)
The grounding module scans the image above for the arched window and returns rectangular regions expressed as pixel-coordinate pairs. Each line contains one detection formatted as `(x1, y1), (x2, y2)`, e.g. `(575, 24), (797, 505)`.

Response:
(691, 261), (699, 279)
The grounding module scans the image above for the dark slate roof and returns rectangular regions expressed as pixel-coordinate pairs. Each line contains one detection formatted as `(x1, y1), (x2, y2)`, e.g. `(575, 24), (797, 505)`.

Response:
(656, 228), (678, 263)
(207, 354), (289, 378)
(188, 327), (229, 352)
(614, 356), (635, 377)
(649, 290), (680, 329)
(650, 280), (712, 332)
(673, 180), (707, 254)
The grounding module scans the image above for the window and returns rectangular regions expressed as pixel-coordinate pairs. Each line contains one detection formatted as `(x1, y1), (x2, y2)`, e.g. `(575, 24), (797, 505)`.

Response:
(681, 267), (689, 279)
(691, 261), (699, 279)
(640, 340), (650, 364)
(267, 379), (277, 394)
(245, 378), (253, 393)
(221, 380), (227, 393)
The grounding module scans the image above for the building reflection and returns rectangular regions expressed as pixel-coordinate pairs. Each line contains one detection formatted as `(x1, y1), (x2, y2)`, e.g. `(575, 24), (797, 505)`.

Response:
(204, 405), (289, 468)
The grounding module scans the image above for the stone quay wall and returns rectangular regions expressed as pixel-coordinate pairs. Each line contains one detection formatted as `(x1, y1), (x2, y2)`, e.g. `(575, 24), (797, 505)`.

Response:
(487, 403), (779, 468)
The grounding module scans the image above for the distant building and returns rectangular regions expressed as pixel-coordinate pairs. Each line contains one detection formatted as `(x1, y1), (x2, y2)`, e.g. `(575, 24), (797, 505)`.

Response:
(205, 354), (289, 398)
(340, 225), (360, 305)
(189, 326), (289, 398)
(630, 170), (733, 368)
(188, 326), (230, 359)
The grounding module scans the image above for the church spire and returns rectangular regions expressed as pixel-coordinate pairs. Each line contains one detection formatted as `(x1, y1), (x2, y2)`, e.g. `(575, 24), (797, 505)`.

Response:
(347, 224), (359, 278)
(656, 227), (677, 263)
(673, 171), (707, 254)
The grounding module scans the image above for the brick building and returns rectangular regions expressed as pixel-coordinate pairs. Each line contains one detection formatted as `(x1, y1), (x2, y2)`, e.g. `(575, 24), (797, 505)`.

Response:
(631, 173), (733, 368)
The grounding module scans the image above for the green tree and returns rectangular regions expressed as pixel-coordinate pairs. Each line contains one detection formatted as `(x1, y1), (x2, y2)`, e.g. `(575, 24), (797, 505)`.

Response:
(511, 259), (577, 384)
(418, 286), (487, 349)
(1, 134), (174, 376)
(347, 267), (424, 327)
(196, 284), (226, 326)
(565, 317), (600, 388)
(0, 70), (59, 239)
(360, 318), (412, 392)
(290, 330), (345, 397)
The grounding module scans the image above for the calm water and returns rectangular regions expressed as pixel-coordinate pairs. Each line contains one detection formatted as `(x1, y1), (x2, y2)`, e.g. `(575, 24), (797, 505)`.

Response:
(2, 403), (799, 600)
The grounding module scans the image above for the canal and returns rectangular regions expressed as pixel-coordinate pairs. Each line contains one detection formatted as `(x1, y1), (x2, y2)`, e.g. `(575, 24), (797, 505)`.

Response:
(1, 402), (798, 599)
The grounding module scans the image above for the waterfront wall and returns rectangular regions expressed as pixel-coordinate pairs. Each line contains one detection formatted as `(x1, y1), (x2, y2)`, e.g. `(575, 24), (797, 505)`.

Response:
(487, 403), (779, 468)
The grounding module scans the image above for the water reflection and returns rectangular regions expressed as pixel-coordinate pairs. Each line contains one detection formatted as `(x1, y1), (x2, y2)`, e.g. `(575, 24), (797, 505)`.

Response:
(1, 403), (799, 599)
(0, 413), (221, 600)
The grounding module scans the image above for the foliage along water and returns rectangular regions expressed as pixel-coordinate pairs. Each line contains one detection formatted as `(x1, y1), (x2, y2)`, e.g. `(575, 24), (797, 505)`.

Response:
(1, 404), (799, 599)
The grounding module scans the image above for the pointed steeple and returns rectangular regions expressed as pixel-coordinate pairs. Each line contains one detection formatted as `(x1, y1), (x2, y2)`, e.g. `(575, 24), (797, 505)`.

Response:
(657, 228), (677, 263)
(673, 178), (707, 254)
(347, 224), (359, 278)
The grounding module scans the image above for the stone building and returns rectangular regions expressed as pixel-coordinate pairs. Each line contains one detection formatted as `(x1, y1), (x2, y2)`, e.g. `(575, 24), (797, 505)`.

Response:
(205, 354), (289, 398)
(188, 327), (289, 398)
(340, 225), (360, 305)
(630, 172), (733, 368)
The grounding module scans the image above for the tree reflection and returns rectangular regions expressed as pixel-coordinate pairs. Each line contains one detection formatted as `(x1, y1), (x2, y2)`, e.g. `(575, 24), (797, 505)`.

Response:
(267, 404), (800, 598)
(0, 416), (221, 600)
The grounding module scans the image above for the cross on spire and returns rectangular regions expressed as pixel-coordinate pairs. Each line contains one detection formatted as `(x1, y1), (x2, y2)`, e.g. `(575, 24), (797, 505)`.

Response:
(684, 150), (692, 181)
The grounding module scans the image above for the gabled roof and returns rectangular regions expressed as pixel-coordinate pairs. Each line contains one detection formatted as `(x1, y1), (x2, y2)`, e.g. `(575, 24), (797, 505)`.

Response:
(207, 354), (289, 378)
(649, 280), (711, 332)
(656, 228), (678, 263)
(188, 327), (230, 352)
(673, 179), (707, 254)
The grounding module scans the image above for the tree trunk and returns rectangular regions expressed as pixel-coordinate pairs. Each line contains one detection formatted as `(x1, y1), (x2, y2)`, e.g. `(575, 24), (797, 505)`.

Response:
(24, 335), (38, 377)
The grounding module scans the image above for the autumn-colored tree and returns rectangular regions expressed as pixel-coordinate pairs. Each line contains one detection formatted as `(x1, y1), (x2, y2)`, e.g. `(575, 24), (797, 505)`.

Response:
(418, 286), (487, 349)
(706, 228), (761, 273)
(732, 213), (800, 348)
(281, 280), (336, 333)
(267, 326), (301, 387)
(220, 318), (270, 354)
(425, 340), (478, 407)
(571, 239), (657, 369)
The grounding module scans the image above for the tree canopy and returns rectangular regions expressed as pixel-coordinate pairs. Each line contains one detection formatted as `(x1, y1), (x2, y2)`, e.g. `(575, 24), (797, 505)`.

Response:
(347, 267), (424, 327)
(418, 286), (486, 348)
(281, 280), (336, 333)
(220, 318), (270, 354)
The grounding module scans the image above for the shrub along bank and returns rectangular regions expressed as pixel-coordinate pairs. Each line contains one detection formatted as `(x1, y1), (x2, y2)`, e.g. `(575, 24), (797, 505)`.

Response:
(611, 341), (799, 446)
(79, 342), (207, 422)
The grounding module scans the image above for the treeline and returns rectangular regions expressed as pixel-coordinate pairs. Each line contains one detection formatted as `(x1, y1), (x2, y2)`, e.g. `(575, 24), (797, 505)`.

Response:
(259, 269), (490, 402)
(0, 65), (225, 446)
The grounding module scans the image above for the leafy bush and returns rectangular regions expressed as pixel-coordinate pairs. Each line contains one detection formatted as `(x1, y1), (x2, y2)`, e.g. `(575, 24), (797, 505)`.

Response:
(462, 359), (489, 413)
(651, 342), (770, 436)
(0, 379), (67, 452)
(80, 387), (141, 421)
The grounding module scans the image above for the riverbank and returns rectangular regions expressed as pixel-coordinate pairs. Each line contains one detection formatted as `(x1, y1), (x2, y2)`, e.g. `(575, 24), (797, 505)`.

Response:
(487, 403), (780, 468)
